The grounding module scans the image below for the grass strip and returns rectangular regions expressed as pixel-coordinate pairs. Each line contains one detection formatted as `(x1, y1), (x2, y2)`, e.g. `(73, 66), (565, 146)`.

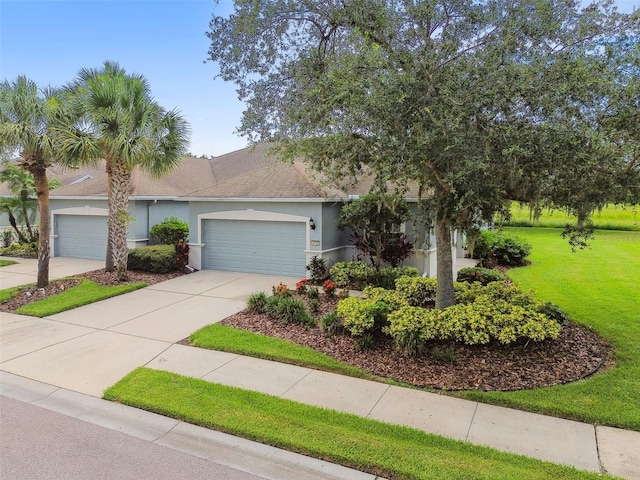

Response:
(459, 228), (640, 431)
(190, 324), (381, 381)
(105, 368), (607, 480)
(15, 279), (147, 317)
(0, 259), (18, 267)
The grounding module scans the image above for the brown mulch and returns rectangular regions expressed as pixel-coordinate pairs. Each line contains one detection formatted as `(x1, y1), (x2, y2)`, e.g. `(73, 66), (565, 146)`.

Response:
(219, 292), (612, 392)
(0, 269), (185, 312)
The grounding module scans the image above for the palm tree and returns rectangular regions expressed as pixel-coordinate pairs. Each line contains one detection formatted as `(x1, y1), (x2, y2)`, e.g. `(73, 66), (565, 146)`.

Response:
(0, 162), (61, 244)
(0, 77), (63, 287)
(57, 62), (190, 281)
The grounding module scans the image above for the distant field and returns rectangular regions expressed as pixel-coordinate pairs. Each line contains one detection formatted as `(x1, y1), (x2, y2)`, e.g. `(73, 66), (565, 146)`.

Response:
(502, 203), (639, 231)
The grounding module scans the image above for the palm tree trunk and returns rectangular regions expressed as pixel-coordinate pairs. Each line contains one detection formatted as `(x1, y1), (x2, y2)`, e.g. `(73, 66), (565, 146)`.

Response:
(435, 215), (454, 310)
(104, 158), (114, 272)
(33, 170), (50, 288)
(4, 210), (29, 244)
(109, 162), (130, 282)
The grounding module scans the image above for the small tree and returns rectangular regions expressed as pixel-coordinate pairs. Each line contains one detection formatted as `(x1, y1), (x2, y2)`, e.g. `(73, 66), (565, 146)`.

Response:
(150, 216), (189, 245)
(337, 193), (413, 268)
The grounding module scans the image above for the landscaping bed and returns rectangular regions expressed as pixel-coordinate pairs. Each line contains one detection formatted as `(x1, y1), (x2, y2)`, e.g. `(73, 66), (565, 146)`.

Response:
(0, 269), (184, 313)
(217, 292), (611, 392)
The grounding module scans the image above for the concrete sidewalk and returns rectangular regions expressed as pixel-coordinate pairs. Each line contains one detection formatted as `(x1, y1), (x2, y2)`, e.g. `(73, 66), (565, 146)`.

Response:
(1, 257), (639, 479)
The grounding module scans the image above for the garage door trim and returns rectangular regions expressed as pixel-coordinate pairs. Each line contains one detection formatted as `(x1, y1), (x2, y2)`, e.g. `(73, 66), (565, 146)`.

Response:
(196, 209), (311, 250)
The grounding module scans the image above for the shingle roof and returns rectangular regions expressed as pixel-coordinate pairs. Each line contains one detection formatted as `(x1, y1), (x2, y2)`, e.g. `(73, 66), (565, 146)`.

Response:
(3, 143), (419, 200)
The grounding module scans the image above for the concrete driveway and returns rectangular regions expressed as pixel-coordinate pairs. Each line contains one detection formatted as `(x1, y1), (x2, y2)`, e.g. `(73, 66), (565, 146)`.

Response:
(1, 258), (300, 397)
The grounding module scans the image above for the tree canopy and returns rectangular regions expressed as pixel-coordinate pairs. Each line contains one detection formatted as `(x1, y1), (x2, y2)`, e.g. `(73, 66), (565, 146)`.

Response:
(208, 0), (639, 308)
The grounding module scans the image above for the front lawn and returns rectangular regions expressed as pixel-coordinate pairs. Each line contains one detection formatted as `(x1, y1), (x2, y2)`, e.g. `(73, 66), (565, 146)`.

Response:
(460, 228), (640, 430)
(0, 259), (18, 267)
(105, 368), (606, 480)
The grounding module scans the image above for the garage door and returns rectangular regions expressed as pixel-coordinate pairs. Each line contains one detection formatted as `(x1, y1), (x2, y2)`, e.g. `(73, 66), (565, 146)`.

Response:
(56, 215), (108, 260)
(203, 220), (306, 276)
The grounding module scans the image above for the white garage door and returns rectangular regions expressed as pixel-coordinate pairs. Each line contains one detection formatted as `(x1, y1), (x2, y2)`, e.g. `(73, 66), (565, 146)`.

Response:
(56, 215), (108, 260)
(203, 220), (306, 276)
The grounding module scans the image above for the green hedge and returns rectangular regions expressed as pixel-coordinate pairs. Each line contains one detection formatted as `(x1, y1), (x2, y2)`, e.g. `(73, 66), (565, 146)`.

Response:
(330, 261), (418, 290)
(128, 245), (177, 273)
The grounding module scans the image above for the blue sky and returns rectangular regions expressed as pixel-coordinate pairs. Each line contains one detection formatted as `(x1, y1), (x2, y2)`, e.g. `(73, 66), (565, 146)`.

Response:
(1, 0), (638, 157)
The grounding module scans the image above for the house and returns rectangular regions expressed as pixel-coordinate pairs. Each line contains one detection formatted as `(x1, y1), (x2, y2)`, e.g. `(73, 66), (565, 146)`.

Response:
(5, 144), (467, 277)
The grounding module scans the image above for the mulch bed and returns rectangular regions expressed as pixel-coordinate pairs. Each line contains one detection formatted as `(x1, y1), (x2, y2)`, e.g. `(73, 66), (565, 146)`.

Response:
(220, 292), (612, 392)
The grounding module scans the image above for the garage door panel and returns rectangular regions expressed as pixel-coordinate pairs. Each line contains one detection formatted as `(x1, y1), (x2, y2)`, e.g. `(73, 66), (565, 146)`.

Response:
(57, 215), (108, 260)
(204, 219), (306, 276)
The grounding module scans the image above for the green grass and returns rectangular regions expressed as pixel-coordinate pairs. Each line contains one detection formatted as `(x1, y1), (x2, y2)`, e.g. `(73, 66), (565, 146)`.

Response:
(503, 203), (640, 231)
(459, 228), (640, 430)
(0, 259), (18, 267)
(10, 279), (147, 317)
(190, 324), (382, 381)
(105, 368), (609, 480)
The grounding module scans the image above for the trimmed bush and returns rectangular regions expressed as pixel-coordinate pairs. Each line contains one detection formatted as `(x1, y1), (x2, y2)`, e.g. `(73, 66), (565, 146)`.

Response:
(395, 276), (437, 307)
(386, 306), (439, 357)
(362, 286), (408, 312)
(336, 297), (389, 337)
(473, 230), (532, 266)
(150, 216), (189, 245)
(329, 261), (418, 290)
(127, 245), (177, 273)
(456, 267), (505, 285)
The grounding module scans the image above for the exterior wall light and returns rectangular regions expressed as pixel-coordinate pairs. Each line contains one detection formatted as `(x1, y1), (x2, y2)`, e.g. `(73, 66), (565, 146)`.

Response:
(309, 217), (316, 230)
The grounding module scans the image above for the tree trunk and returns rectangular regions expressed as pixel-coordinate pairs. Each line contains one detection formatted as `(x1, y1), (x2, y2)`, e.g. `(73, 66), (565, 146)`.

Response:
(104, 157), (114, 272)
(434, 215), (455, 310)
(5, 210), (29, 244)
(109, 161), (130, 282)
(33, 169), (50, 288)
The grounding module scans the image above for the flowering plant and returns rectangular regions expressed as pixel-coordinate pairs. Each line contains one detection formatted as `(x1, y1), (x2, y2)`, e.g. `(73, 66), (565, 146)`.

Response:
(296, 279), (308, 294)
(323, 279), (337, 298)
(272, 283), (291, 297)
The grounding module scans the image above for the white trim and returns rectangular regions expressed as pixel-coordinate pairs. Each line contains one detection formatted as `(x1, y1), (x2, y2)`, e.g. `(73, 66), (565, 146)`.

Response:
(51, 206), (108, 217)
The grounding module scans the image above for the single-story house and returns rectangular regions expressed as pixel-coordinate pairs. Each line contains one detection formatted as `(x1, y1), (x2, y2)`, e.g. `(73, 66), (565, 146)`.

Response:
(3, 144), (468, 277)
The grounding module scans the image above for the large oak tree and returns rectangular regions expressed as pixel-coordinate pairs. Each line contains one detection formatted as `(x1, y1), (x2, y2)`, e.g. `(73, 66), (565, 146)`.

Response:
(208, 0), (637, 308)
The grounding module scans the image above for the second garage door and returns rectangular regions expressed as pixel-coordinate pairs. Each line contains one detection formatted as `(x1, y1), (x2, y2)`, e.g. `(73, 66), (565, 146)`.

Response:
(203, 220), (306, 276)
(56, 214), (108, 260)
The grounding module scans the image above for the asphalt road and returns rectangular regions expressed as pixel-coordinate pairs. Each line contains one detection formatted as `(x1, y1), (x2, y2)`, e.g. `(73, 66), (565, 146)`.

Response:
(0, 395), (268, 480)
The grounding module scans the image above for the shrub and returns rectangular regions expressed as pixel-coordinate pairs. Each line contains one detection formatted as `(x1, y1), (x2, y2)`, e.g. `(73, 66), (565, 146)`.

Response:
(320, 310), (342, 337)
(456, 267), (505, 285)
(265, 295), (313, 326)
(329, 261), (418, 290)
(309, 298), (320, 314)
(395, 276), (437, 307)
(127, 245), (177, 273)
(0, 241), (37, 258)
(323, 279), (337, 298)
(336, 297), (389, 337)
(296, 279), (308, 294)
(362, 286), (408, 312)
(473, 230), (532, 266)
(437, 296), (561, 346)
(386, 306), (439, 357)
(246, 292), (268, 314)
(175, 239), (189, 270)
(2, 229), (13, 248)
(537, 301), (570, 324)
(307, 286), (320, 299)
(306, 256), (328, 283)
(492, 233), (532, 266)
(150, 216), (189, 245)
